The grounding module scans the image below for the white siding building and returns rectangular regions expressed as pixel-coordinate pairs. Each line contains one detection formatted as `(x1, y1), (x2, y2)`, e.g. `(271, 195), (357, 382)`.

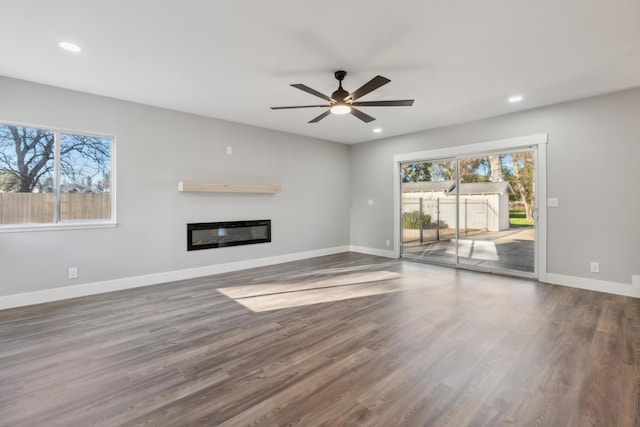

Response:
(402, 180), (514, 232)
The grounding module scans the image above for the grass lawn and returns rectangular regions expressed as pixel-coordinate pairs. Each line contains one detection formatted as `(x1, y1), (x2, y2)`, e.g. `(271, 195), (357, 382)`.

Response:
(510, 209), (535, 226)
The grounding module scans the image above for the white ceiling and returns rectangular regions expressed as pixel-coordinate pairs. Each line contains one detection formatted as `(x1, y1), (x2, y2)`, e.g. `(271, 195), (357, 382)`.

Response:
(1, 1), (639, 144)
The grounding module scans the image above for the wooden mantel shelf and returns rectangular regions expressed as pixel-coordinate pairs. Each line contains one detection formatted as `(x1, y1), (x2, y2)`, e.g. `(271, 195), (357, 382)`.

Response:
(178, 181), (281, 194)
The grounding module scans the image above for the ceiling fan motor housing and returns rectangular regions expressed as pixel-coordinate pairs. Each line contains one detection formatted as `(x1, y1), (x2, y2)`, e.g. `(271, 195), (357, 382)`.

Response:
(332, 88), (350, 102)
(332, 70), (349, 102)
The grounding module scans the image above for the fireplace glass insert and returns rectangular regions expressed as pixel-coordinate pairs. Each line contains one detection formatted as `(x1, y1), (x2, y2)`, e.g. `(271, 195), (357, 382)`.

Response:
(187, 220), (271, 251)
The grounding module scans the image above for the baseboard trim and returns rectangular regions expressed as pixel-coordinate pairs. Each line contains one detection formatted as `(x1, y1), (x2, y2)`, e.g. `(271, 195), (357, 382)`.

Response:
(0, 245), (350, 310)
(6, 248), (632, 310)
(544, 273), (640, 298)
(349, 245), (396, 259)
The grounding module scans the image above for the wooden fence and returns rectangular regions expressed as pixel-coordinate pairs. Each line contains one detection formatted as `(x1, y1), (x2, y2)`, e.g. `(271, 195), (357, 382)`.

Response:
(0, 193), (111, 224)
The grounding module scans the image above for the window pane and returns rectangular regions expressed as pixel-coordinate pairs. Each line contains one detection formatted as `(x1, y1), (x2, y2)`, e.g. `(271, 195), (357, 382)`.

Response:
(59, 133), (112, 221)
(0, 124), (55, 224)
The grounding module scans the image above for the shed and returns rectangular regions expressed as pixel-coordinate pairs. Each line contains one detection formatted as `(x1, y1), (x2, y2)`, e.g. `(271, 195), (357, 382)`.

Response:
(402, 180), (515, 231)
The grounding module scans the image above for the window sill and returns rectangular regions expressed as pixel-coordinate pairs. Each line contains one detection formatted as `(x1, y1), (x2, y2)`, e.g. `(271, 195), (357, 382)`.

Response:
(0, 221), (117, 233)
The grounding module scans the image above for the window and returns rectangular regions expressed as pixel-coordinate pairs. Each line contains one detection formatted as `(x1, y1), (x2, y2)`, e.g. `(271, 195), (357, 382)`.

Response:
(0, 122), (114, 229)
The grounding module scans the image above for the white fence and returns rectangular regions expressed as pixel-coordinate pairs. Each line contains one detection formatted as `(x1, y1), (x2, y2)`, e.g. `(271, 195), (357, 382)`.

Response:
(402, 196), (506, 243)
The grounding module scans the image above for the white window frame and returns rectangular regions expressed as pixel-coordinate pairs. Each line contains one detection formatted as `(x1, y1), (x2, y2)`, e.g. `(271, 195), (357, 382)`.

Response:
(0, 120), (116, 233)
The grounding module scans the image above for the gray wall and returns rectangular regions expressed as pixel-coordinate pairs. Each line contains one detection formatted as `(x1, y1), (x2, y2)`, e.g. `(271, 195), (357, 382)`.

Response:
(350, 88), (640, 285)
(2, 75), (639, 298)
(0, 77), (351, 296)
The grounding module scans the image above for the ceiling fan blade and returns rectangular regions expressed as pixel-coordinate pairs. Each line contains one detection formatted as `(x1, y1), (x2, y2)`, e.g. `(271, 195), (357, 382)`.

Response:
(350, 108), (376, 123)
(291, 84), (335, 102)
(271, 105), (331, 110)
(351, 100), (414, 107)
(308, 110), (331, 123)
(346, 75), (390, 102)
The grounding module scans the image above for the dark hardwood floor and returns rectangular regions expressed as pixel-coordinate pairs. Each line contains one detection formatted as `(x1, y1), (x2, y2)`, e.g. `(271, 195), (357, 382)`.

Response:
(1, 252), (639, 426)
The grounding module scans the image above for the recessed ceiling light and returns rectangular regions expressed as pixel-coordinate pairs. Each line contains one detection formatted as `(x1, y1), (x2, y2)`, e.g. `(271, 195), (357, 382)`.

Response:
(508, 95), (523, 103)
(373, 128), (382, 133)
(58, 42), (82, 53)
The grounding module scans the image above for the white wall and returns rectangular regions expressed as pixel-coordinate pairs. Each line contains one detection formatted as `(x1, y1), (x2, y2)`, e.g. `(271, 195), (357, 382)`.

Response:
(0, 76), (351, 298)
(350, 88), (640, 287)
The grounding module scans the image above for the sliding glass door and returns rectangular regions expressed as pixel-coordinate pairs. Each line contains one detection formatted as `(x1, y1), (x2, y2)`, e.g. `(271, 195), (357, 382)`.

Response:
(401, 148), (536, 277)
(401, 158), (457, 265)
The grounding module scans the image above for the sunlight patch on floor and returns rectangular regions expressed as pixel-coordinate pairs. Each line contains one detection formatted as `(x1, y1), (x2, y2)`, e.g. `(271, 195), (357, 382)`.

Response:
(217, 271), (403, 312)
(446, 239), (499, 261)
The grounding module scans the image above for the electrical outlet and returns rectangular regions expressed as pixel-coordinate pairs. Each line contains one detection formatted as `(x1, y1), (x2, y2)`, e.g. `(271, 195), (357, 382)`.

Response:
(368, 199), (373, 205)
(68, 267), (78, 279)
(590, 262), (600, 273)
(385, 240), (390, 247)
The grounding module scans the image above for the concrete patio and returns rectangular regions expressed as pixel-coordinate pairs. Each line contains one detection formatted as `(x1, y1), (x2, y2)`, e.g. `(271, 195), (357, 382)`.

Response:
(402, 226), (535, 273)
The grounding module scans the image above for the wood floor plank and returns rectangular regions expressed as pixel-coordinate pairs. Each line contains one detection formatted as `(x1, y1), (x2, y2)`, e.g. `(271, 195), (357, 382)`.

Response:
(1, 252), (639, 426)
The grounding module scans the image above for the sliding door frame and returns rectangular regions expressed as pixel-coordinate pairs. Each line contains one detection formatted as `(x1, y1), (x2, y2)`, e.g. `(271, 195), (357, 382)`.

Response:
(393, 133), (548, 281)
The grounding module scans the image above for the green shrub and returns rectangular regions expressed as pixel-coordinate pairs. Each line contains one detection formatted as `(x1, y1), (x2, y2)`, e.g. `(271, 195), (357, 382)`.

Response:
(403, 211), (431, 229)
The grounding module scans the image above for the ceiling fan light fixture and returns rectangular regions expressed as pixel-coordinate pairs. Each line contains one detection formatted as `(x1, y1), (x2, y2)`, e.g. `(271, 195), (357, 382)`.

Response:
(330, 104), (351, 115)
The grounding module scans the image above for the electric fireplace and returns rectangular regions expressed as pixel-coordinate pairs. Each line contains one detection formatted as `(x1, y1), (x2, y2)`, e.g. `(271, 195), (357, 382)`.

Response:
(187, 220), (271, 251)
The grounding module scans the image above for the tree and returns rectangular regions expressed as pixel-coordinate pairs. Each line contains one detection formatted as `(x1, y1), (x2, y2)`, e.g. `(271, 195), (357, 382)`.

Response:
(0, 124), (110, 193)
(0, 126), (54, 192)
(510, 152), (535, 221)
(402, 163), (431, 182)
(0, 171), (18, 192)
(487, 155), (503, 182)
(459, 158), (490, 182)
(433, 158), (489, 183)
(430, 160), (456, 180)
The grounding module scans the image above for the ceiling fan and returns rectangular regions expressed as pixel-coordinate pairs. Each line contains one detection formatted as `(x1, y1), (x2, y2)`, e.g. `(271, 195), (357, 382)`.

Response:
(271, 70), (414, 123)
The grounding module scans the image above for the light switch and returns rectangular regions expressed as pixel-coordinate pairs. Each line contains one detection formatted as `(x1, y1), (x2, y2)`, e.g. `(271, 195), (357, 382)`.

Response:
(548, 198), (559, 208)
